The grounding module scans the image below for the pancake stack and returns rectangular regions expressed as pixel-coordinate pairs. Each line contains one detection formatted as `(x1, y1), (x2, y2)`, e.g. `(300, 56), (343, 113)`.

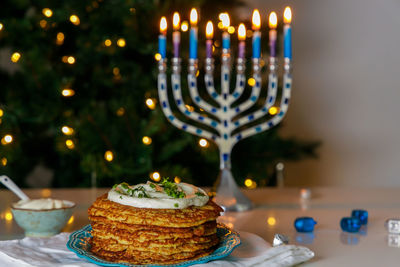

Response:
(88, 194), (223, 265)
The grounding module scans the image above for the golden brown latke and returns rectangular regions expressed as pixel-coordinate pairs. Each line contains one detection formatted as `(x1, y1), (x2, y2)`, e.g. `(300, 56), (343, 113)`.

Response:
(90, 220), (217, 241)
(88, 194), (223, 227)
(88, 193), (223, 265)
(91, 222), (217, 242)
(91, 234), (219, 253)
(91, 246), (215, 265)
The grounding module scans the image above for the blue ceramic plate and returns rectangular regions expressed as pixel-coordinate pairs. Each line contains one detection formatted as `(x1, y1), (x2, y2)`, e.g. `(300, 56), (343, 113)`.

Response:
(67, 224), (241, 267)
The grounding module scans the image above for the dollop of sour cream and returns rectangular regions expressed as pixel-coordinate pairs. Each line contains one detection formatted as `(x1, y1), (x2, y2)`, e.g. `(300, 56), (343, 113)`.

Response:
(108, 181), (209, 209)
(13, 198), (69, 210)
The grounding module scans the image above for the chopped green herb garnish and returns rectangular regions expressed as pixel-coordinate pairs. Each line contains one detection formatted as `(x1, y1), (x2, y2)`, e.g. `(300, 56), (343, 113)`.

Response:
(174, 203), (179, 208)
(119, 196), (123, 199)
(112, 184), (118, 189)
(160, 178), (186, 199)
(195, 191), (205, 197)
(149, 183), (156, 189)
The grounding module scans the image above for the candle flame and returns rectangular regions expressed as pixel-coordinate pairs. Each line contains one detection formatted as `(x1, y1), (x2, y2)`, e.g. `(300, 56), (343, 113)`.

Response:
(190, 8), (198, 26)
(173, 12), (180, 30)
(206, 21), (213, 39)
(284, 7), (292, 23)
(238, 23), (246, 40)
(160, 17), (167, 34)
(252, 9), (261, 30)
(221, 13), (230, 29)
(269, 12), (277, 29)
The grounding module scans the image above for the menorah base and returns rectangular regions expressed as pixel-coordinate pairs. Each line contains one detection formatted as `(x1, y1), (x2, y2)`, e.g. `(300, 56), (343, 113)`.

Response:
(213, 168), (253, 212)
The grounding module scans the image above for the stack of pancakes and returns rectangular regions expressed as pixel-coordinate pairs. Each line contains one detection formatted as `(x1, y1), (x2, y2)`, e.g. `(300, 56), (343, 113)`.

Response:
(88, 194), (223, 265)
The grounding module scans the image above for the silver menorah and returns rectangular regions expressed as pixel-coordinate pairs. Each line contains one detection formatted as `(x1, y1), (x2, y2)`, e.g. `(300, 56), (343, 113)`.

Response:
(157, 42), (292, 211)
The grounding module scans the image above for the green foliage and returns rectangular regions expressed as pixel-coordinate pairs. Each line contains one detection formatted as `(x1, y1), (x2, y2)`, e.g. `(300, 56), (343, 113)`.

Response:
(0, 0), (319, 188)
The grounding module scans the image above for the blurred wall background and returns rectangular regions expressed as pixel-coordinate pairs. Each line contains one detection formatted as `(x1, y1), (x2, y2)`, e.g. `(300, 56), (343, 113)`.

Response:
(242, 0), (400, 186)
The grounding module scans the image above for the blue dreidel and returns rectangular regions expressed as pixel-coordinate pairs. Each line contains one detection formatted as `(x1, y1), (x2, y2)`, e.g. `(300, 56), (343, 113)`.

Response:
(351, 209), (368, 225)
(341, 217), (361, 233)
(294, 217), (317, 233)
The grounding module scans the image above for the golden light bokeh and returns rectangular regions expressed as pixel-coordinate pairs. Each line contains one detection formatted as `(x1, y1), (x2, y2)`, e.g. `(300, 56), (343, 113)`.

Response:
(185, 105), (194, 112)
(68, 215), (75, 224)
(199, 138), (209, 148)
(104, 39), (112, 46)
(61, 126), (74, 135)
(1, 135), (13, 145)
(70, 15), (80, 25)
(174, 176), (181, 183)
(151, 171), (161, 182)
(117, 38), (126, 47)
(65, 139), (75, 149)
(5, 212), (12, 221)
(154, 53), (162, 61)
(145, 98), (156, 110)
(0, 109), (3, 117)
(113, 67), (120, 76)
(267, 216), (276, 226)
(116, 107), (125, 116)
(1, 158), (7, 166)
(244, 178), (253, 187)
(41, 188), (52, 198)
(42, 8), (53, 18)
(67, 56), (75, 64)
(142, 136), (152, 145)
(227, 26), (235, 34)
(269, 106), (279, 115)
(181, 21), (189, 32)
(56, 32), (65, 45)
(0, 23), (3, 31)
(104, 150), (114, 162)
(62, 89), (75, 97)
(247, 78), (256, 86)
(39, 19), (47, 28)
(11, 52), (21, 63)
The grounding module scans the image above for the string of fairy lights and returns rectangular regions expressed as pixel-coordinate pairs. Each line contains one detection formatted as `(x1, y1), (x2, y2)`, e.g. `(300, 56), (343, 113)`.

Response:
(0, 7), (260, 188)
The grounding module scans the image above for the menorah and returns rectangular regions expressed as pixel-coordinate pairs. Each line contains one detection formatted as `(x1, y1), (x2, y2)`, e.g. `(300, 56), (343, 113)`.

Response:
(157, 9), (293, 211)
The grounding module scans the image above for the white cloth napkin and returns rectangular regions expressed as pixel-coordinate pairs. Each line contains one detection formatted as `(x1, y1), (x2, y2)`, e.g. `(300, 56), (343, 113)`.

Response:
(0, 231), (314, 267)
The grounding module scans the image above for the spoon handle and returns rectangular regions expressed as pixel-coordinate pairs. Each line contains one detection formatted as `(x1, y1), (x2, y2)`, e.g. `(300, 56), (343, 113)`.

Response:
(0, 175), (30, 200)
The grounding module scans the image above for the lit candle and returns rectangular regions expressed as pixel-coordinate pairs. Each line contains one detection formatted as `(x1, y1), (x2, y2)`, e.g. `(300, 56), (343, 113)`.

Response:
(172, 12), (180, 58)
(159, 17), (167, 58)
(283, 7), (292, 59)
(269, 12), (277, 57)
(189, 8), (198, 59)
(221, 13), (230, 50)
(252, 9), (261, 59)
(206, 21), (213, 58)
(238, 23), (246, 58)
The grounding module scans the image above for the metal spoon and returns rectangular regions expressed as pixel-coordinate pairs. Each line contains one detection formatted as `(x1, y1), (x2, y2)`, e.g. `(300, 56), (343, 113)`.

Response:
(0, 175), (30, 200)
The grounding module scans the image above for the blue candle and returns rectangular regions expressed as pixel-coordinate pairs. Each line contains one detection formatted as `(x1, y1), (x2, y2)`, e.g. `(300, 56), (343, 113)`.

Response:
(189, 8), (198, 59)
(189, 28), (198, 59)
(159, 17), (167, 58)
(283, 7), (292, 59)
(252, 31), (261, 59)
(251, 9), (261, 59)
(222, 32), (230, 50)
(158, 35), (166, 58)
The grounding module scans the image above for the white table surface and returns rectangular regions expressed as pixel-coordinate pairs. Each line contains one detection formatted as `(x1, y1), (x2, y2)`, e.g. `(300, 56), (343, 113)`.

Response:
(1, 187), (400, 267)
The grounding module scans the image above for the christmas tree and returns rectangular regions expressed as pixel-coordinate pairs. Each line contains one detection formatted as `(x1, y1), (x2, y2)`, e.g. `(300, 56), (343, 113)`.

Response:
(0, 0), (319, 188)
